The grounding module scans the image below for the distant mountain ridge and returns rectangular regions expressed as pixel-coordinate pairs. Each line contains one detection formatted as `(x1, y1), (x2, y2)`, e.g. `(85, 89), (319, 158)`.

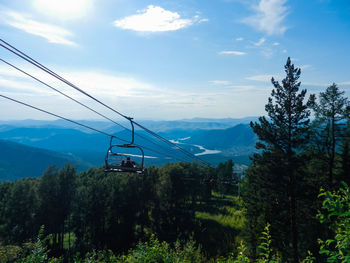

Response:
(0, 117), (259, 132)
(0, 139), (91, 181)
(0, 118), (259, 181)
(186, 124), (257, 154)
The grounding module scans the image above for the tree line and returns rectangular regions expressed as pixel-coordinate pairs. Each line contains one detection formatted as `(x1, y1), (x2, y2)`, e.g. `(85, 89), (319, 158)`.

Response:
(0, 160), (237, 259)
(242, 57), (350, 262)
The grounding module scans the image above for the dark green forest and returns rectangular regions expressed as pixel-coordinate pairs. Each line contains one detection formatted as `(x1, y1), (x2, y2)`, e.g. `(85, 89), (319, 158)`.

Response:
(0, 58), (349, 262)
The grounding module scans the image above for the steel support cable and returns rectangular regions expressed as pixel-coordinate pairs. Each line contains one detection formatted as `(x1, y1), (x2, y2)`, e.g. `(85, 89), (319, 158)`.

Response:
(0, 39), (210, 165)
(133, 122), (209, 165)
(0, 58), (190, 163)
(0, 94), (185, 162)
(0, 94), (114, 137)
(0, 40), (207, 165)
(0, 42), (193, 163)
(0, 58), (128, 130)
(0, 40), (129, 118)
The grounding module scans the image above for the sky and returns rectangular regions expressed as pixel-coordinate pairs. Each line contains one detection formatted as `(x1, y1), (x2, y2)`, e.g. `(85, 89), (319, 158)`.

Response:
(0, 0), (349, 121)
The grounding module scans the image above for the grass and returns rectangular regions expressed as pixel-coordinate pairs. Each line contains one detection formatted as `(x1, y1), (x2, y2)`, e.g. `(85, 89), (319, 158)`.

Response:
(196, 192), (245, 229)
(48, 232), (76, 250)
(194, 191), (246, 257)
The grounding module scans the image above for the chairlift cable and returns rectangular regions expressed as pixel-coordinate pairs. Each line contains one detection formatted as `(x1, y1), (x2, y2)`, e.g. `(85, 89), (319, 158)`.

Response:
(0, 57), (192, 163)
(0, 94), (186, 163)
(0, 39), (210, 166)
(0, 58), (128, 130)
(0, 94), (113, 137)
(133, 121), (209, 165)
(0, 40), (129, 119)
(0, 42), (197, 163)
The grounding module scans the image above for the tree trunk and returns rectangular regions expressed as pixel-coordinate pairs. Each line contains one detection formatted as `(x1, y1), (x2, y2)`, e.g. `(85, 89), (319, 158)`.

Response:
(288, 169), (298, 263)
(290, 188), (298, 263)
(329, 116), (335, 187)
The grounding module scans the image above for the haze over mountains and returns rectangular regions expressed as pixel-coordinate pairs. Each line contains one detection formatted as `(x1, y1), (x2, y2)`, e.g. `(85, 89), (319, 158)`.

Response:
(0, 117), (258, 181)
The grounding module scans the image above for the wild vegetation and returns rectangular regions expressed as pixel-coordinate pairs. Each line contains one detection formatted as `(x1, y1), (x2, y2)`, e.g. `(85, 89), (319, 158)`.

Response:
(0, 58), (349, 262)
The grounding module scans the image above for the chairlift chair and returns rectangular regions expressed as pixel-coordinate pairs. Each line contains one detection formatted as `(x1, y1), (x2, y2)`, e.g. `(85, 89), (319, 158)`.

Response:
(105, 117), (145, 174)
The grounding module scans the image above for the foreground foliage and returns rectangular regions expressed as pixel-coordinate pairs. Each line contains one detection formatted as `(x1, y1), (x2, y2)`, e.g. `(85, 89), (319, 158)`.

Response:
(317, 183), (350, 262)
(2, 182), (349, 263)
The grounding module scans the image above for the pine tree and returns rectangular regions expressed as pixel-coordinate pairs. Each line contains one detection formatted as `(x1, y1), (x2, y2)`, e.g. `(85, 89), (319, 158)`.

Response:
(340, 121), (350, 185)
(249, 57), (314, 263)
(311, 83), (349, 187)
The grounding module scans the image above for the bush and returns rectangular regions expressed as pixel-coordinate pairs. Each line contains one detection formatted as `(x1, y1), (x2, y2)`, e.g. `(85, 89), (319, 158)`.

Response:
(317, 182), (350, 262)
(119, 234), (204, 263)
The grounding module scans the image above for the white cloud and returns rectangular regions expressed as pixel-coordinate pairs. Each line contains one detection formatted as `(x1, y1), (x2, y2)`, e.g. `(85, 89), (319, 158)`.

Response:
(236, 37), (244, 41)
(303, 81), (350, 87)
(282, 49), (287, 53)
(273, 42), (280, 46)
(302, 82), (329, 87)
(0, 64), (220, 118)
(218, 51), (246, 55)
(0, 63), (271, 119)
(0, 10), (76, 46)
(0, 62), (157, 99)
(113, 5), (206, 32)
(65, 71), (157, 98)
(0, 64), (29, 79)
(227, 85), (258, 91)
(0, 77), (54, 96)
(261, 47), (274, 58)
(254, 37), (266, 46)
(242, 0), (289, 35)
(300, 64), (312, 70)
(0, 64), (56, 96)
(33, 0), (93, 20)
(210, 80), (231, 85)
(197, 17), (209, 23)
(246, 74), (275, 82)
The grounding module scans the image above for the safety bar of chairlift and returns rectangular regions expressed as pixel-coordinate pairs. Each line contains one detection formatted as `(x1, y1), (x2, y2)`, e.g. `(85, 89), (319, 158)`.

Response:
(105, 144), (145, 171)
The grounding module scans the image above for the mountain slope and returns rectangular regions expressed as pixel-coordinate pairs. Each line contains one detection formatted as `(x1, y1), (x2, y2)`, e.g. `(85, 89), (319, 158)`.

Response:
(186, 124), (257, 152)
(0, 127), (109, 151)
(0, 121), (258, 169)
(0, 140), (91, 181)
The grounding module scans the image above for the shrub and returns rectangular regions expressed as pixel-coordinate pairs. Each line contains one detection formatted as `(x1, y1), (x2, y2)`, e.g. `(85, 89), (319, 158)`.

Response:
(317, 182), (350, 262)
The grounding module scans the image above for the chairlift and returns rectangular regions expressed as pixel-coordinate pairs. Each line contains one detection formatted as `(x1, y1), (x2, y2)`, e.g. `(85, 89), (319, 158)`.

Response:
(202, 178), (215, 184)
(105, 117), (145, 174)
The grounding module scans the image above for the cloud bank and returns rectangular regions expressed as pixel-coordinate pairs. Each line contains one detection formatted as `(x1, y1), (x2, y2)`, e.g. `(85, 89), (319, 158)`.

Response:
(218, 51), (246, 55)
(0, 10), (76, 46)
(242, 0), (289, 35)
(114, 5), (206, 32)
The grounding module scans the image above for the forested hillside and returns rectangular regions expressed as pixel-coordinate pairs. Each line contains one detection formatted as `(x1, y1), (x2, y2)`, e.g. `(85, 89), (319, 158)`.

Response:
(0, 140), (90, 181)
(0, 161), (244, 261)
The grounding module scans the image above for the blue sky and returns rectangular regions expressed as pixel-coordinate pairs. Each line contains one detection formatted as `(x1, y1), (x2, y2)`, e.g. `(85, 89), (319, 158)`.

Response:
(0, 0), (349, 121)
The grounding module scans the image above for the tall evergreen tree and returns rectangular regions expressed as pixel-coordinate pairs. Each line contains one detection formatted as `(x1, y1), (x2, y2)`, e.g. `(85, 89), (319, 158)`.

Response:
(311, 83), (349, 186)
(249, 57), (314, 263)
(340, 116), (350, 185)
(38, 164), (76, 252)
(2, 178), (39, 244)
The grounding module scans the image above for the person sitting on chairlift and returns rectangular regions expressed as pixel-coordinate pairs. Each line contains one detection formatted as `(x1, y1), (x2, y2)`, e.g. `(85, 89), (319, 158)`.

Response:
(125, 157), (135, 168)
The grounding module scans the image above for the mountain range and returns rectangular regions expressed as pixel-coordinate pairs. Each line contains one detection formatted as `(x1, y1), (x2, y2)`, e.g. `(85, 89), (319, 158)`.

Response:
(0, 139), (90, 181)
(0, 118), (259, 181)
